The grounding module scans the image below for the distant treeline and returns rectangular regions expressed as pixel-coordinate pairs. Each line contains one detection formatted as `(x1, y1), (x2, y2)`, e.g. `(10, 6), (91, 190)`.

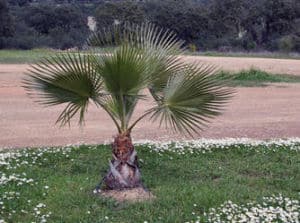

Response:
(0, 0), (299, 52)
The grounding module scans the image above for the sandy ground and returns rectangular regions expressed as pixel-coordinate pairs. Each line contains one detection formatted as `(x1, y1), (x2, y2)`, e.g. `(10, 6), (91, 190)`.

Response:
(1, 56), (300, 148)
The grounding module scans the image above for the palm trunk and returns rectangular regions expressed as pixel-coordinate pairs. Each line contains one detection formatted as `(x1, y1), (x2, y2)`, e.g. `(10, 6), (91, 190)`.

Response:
(103, 133), (141, 190)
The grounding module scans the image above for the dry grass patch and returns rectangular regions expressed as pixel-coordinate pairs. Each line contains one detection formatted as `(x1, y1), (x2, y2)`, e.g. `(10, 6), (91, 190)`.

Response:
(99, 187), (155, 203)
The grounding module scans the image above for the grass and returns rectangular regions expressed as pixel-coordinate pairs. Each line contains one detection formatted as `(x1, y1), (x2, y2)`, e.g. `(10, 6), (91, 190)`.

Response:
(0, 49), (57, 64)
(187, 50), (300, 60)
(0, 48), (112, 64)
(1, 49), (300, 64)
(1, 140), (299, 223)
(215, 68), (300, 86)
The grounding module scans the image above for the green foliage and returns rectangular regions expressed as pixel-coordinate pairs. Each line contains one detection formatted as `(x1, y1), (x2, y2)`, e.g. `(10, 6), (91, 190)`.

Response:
(0, 0), (14, 48)
(277, 35), (299, 53)
(0, 49), (55, 63)
(24, 4), (89, 49)
(7, 0), (31, 6)
(146, 0), (300, 52)
(2, 2), (89, 49)
(2, 49), (300, 64)
(188, 43), (197, 52)
(23, 53), (103, 125)
(24, 23), (232, 136)
(24, 4), (86, 35)
(150, 65), (232, 135)
(2, 20), (52, 50)
(144, 0), (208, 45)
(95, 1), (146, 27)
(206, 0), (300, 52)
(2, 0), (300, 51)
(215, 68), (300, 86)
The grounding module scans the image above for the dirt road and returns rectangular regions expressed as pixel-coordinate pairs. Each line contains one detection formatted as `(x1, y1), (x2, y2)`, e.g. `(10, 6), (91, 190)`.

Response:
(1, 57), (300, 148)
(181, 56), (300, 75)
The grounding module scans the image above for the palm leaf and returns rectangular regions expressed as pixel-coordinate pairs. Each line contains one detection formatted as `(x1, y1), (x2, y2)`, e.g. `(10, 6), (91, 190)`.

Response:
(136, 24), (187, 102)
(149, 64), (234, 136)
(88, 22), (186, 100)
(95, 45), (149, 95)
(91, 44), (150, 129)
(23, 53), (104, 126)
(87, 24), (128, 48)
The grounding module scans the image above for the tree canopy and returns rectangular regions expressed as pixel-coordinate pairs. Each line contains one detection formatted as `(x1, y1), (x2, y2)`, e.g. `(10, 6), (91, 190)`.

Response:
(1, 0), (300, 52)
(0, 0), (14, 37)
(2, 3), (89, 49)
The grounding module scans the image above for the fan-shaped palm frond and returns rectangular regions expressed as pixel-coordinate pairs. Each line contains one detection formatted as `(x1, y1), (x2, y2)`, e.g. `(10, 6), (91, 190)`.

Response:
(87, 24), (128, 48)
(92, 44), (150, 130)
(95, 45), (149, 96)
(88, 22), (188, 103)
(23, 53), (106, 126)
(87, 23), (184, 53)
(87, 23), (185, 83)
(148, 64), (233, 136)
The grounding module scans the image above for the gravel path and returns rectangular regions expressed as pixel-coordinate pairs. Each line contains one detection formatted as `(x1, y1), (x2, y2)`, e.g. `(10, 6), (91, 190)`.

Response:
(1, 57), (300, 148)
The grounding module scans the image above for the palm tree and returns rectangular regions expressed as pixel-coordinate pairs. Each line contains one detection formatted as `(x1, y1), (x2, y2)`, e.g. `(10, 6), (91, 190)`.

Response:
(23, 23), (232, 190)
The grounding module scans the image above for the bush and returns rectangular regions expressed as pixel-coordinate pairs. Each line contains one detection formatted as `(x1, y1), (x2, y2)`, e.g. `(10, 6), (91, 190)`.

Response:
(278, 35), (295, 53)
(277, 35), (300, 53)
(188, 43), (197, 52)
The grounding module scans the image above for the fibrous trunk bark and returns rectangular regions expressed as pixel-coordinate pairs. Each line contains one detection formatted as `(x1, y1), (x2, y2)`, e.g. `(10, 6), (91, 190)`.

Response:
(103, 133), (141, 190)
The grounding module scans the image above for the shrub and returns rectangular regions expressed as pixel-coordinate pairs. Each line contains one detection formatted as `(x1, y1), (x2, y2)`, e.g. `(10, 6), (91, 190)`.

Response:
(188, 43), (197, 52)
(278, 35), (296, 53)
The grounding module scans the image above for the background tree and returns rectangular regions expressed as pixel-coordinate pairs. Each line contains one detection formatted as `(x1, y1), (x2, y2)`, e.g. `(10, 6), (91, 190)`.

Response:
(7, 0), (31, 6)
(95, 1), (146, 28)
(0, 0), (14, 48)
(23, 4), (89, 49)
(1, 0), (300, 52)
(260, 0), (299, 50)
(207, 0), (249, 50)
(144, 0), (209, 47)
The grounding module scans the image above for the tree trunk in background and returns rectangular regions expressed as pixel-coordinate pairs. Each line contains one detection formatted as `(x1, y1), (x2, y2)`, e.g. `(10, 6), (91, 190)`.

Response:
(103, 133), (141, 190)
